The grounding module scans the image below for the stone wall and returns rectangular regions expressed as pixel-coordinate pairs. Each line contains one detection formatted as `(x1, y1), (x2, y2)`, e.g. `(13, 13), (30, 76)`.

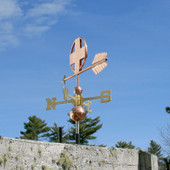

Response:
(0, 137), (158, 170)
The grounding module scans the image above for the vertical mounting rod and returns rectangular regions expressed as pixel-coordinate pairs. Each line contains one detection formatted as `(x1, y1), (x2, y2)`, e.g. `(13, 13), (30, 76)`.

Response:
(75, 121), (80, 144)
(59, 127), (63, 143)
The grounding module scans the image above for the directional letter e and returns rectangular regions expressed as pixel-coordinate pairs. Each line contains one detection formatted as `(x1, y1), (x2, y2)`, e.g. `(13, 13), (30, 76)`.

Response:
(100, 90), (111, 103)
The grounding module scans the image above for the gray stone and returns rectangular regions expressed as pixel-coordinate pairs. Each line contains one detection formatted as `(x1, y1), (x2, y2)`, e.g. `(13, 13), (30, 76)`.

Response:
(0, 137), (158, 170)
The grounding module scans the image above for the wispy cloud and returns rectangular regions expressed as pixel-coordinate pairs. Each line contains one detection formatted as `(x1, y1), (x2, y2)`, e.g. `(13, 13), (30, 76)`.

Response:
(0, 0), (22, 20)
(0, 0), (71, 50)
(27, 1), (68, 17)
(24, 25), (50, 36)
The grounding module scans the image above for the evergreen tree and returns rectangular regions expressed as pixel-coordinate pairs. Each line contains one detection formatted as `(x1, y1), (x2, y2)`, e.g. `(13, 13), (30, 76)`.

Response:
(45, 123), (69, 143)
(148, 140), (166, 170)
(165, 107), (170, 114)
(68, 115), (102, 145)
(163, 156), (170, 170)
(20, 115), (50, 141)
(148, 140), (163, 158)
(115, 141), (135, 149)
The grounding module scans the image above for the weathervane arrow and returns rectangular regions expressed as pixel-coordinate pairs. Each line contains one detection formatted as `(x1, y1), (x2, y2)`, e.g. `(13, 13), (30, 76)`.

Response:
(62, 50), (108, 83)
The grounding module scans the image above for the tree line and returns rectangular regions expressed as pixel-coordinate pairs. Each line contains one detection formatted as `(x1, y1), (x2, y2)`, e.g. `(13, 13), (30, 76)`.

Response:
(19, 106), (170, 170)
(20, 115), (102, 144)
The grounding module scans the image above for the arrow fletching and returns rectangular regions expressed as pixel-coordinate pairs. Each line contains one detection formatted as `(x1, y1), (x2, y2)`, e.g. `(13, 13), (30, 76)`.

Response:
(92, 52), (107, 74)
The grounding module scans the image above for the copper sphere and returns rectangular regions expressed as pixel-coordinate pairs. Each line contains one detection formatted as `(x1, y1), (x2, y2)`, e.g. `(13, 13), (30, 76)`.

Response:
(74, 86), (83, 95)
(70, 106), (86, 121)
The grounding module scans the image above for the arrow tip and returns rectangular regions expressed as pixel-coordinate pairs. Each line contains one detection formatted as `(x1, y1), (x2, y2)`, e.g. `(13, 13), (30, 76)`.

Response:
(61, 75), (66, 84)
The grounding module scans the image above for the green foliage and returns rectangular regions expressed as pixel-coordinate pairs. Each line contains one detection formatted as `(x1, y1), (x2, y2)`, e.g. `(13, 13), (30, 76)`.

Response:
(98, 144), (106, 147)
(38, 148), (42, 156)
(164, 156), (170, 164)
(45, 123), (69, 143)
(8, 146), (12, 151)
(164, 156), (170, 170)
(89, 144), (106, 147)
(98, 159), (107, 166)
(20, 115), (50, 140)
(3, 154), (8, 166)
(148, 140), (162, 158)
(31, 164), (35, 170)
(165, 107), (170, 114)
(15, 155), (19, 161)
(0, 156), (3, 166)
(68, 115), (102, 145)
(58, 152), (73, 170)
(41, 165), (53, 170)
(147, 140), (166, 170)
(110, 148), (117, 158)
(115, 141), (135, 149)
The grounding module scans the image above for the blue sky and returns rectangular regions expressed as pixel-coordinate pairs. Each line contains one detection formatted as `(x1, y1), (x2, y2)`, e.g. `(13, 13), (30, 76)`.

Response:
(0, 0), (170, 153)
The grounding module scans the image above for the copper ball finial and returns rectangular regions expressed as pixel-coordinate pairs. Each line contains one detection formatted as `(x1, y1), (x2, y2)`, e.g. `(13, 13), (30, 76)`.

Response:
(74, 86), (83, 95)
(70, 106), (86, 121)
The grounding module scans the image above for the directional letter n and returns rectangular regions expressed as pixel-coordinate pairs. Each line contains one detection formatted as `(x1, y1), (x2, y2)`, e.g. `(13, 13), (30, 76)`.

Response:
(46, 97), (57, 110)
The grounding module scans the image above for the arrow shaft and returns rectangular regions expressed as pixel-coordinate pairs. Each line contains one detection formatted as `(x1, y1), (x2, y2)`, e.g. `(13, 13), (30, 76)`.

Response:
(63, 58), (107, 82)
(83, 96), (102, 101)
(82, 89), (111, 103)
(55, 100), (72, 105)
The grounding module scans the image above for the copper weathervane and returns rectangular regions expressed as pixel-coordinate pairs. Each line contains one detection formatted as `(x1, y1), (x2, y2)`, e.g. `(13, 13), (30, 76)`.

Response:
(46, 37), (111, 144)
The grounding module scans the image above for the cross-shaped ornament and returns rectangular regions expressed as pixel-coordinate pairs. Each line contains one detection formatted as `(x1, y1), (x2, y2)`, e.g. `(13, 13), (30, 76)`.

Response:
(70, 37), (87, 74)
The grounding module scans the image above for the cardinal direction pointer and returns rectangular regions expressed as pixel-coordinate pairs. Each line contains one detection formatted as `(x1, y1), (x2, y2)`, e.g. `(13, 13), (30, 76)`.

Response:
(83, 101), (92, 113)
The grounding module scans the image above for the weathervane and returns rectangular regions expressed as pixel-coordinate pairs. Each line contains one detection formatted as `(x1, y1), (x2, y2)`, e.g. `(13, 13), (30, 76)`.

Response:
(46, 37), (111, 144)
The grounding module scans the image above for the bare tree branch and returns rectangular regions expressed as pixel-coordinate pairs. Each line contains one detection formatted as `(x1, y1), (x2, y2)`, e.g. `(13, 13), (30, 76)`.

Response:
(159, 124), (170, 155)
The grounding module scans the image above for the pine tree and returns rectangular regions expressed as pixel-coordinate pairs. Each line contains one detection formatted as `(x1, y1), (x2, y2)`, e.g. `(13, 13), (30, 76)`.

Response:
(45, 123), (69, 143)
(148, 140), (166, 170)
(163, 156), (170, 170)
(20, 115), (50, 141)
(148, 140), (162, 158)
(68, 116), (102, 145)
(115, 141), (135, 149)
(165, 107), (170, 114)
